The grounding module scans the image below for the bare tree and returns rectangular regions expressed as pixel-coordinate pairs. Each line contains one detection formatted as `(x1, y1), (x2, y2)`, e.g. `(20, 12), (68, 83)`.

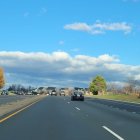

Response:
(123, 78), (140, 95)
(107, 83), (119, 94)
(123, 84), (133, 94)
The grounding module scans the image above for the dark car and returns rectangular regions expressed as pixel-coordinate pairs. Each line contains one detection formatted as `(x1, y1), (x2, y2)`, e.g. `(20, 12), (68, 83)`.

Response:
(51, 90), (57, 96)
(71, 91), (84, 101)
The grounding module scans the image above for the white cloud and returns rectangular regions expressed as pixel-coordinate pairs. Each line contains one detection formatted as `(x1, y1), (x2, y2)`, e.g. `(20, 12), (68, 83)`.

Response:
(64, 21), (132, 35)
(0, 51), (140, 87)
(64, 23), (91, 32)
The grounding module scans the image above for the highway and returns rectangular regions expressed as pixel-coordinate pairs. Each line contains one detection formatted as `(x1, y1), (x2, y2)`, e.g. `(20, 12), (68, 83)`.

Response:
(0, 96), (140, 140)
(86, 97), (140, 114)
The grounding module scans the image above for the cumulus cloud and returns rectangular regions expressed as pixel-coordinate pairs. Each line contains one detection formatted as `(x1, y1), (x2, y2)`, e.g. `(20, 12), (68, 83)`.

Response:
(64, 21), (132, 35)
(0, 51), (140, 87)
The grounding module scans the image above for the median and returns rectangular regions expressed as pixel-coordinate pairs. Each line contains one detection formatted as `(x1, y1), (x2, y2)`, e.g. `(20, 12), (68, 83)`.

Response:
(0, 95), (46, 117)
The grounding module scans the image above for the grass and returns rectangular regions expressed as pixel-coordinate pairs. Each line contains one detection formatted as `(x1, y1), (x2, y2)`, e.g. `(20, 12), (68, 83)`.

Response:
(86, 93), (140, 104)
(0, 90), (16, 96)
(8, 92), (16, 95)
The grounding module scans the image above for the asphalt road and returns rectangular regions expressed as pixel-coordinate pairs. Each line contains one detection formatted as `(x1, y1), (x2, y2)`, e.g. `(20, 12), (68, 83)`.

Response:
(0, 96), (140, 140)
(86, 97), (140, 114)
(0, 95), (36, 105)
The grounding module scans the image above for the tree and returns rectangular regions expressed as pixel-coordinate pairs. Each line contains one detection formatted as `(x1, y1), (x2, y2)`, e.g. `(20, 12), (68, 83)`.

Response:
(123, 79), (137, 94)
(89, 75), (107, 95)
(107, 83), (118, 94)
(8, 84), (17, 91)
(122, 78), (140, 98)
(0, 68), (5, 89)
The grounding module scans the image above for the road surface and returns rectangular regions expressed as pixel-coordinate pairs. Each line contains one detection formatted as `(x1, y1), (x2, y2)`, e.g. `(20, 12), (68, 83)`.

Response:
(86, 97), (140, 114)
(0, 96), (140, 140)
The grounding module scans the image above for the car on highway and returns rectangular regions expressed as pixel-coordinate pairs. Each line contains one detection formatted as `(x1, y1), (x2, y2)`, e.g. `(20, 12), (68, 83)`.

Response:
(71, 91), (84, 101)
(59, 91), (65, 96)
(51, 90), (57, 96)
(1, 90), (8, 95)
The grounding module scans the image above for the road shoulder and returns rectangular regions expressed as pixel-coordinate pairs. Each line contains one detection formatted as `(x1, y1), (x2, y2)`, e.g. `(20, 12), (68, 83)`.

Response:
(0, 95), (46, 118)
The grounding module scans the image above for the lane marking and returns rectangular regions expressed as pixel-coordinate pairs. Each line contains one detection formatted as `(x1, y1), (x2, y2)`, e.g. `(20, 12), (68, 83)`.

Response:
(75, 107), (80, 111)
(67, 102), (70, 104)
(0, 99), (42, 123)
(102, 126), (124, 140)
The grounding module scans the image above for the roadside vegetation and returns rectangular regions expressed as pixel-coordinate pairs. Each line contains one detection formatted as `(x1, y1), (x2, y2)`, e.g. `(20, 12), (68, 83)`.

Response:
(88, 94), (140, 104)
(0, 68), (5, 89)
(89, 75), (106, 95)
(88, 75), (140, 104)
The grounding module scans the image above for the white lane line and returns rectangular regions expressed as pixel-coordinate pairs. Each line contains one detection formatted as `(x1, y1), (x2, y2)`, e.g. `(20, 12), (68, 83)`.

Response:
(102, 126), (124, 140)
(75, 107), (80, 111)
(67, 102), (70, 104)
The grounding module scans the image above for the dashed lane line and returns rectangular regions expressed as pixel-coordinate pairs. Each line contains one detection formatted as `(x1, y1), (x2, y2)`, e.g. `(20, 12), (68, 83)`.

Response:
(102, 126), (124, 140)
(75, 107), (80, 111)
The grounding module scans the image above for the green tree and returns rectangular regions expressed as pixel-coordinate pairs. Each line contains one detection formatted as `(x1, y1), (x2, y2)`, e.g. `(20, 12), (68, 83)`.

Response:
(0, 68), (5, 89)
(89, 75), (107, 95)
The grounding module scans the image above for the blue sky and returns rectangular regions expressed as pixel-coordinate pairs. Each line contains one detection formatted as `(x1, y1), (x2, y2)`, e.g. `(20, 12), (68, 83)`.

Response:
(0, 0), (140, 87)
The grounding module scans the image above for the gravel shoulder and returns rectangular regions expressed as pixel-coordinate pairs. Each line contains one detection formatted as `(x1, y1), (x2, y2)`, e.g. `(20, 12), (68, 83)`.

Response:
(0, 95), (46, 117)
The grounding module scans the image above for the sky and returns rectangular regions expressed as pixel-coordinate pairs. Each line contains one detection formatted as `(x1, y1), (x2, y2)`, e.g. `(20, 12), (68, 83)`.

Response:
(0, 0), (140, 88)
